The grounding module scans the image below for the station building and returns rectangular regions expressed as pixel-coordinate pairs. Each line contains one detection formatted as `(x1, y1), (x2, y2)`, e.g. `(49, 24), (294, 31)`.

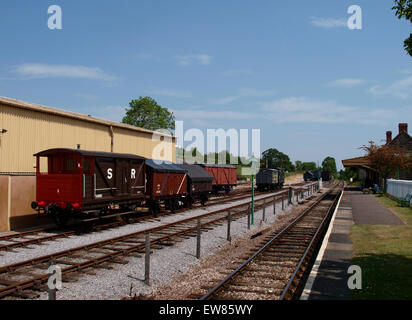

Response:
(0, 97), (176, 231)
(342, 123), (412, 187)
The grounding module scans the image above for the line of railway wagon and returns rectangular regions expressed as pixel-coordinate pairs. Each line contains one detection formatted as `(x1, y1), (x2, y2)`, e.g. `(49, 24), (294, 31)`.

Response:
(30, 148), (246, 227)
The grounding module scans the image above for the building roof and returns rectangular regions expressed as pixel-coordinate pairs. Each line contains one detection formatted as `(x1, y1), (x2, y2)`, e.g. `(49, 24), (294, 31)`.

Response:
(0, 96), (175, 139)
(342, 156), (371, 168)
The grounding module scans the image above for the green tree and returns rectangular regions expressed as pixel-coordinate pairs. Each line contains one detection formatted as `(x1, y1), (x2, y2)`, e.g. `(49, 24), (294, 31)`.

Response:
(339, 168), (359, 181)
(393, 0), (412, 56)
(261, 148), (294, 172)
(295, 161), (303, 171)
(301, 162), (317, 171)
(122, 96), (175, 131)
(322, 157), (338, 175)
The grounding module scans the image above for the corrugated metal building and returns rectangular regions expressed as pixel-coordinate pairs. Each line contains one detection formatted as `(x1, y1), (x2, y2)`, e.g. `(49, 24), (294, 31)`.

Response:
(0, 96), (175, 173)
(0, 96), (176, 231)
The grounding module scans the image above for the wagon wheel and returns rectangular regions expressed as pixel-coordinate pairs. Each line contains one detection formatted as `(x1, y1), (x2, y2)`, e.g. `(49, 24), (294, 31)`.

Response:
(187, 197), (193, 209)
(52, 208), (70, 229)
(225, 186), (230, 195)
(170, 199), (176, 214)
(121, 214), (130, 224)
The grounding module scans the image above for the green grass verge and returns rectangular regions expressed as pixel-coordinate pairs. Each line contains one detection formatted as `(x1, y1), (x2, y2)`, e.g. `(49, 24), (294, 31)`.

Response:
(351, 195), (412, 299)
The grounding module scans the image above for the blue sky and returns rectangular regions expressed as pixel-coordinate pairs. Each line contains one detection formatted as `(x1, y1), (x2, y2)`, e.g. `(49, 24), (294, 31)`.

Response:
(1, 0), (411, 170)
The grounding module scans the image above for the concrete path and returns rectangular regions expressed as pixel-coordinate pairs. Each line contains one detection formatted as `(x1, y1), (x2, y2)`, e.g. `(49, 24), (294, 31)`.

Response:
(304, 191), (353, 300)
(350, 190), (405, 225)
(304, 187), (404, 300)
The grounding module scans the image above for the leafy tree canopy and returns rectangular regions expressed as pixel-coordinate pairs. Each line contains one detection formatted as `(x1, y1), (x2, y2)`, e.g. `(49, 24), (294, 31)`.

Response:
(322, 157), (338, 175)
(122, 96), (175, 132)
(261, 148), (294, 172)
(393, 0), (412, 56)
(295, 161), (317, 172)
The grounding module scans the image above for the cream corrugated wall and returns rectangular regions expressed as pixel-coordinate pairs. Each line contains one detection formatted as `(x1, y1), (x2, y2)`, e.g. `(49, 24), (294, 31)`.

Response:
(0, 104), (175, 173)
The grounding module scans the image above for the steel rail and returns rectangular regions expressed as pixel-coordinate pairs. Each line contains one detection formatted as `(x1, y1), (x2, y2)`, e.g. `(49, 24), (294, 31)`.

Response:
(279, 185), (343, 300)
(199, 182), (340, 300)
(0, 183), (304, 251)
(0, 187), (299, 298)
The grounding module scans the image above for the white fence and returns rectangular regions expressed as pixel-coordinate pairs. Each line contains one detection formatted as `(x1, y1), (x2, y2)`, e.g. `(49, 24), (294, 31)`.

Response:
(386, 179), (412, 201)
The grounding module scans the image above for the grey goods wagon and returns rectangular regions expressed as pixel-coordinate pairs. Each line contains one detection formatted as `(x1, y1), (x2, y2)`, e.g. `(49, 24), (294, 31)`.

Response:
(256, 168), (285, 191)
(177, 164), (214, 206)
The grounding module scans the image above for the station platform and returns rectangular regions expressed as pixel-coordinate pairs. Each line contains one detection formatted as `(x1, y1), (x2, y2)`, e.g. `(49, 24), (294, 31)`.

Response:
(301, 187), (404, 300)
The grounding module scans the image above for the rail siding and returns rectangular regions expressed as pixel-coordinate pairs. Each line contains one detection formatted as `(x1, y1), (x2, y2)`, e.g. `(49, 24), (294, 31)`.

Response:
(386, 179), (412, 201)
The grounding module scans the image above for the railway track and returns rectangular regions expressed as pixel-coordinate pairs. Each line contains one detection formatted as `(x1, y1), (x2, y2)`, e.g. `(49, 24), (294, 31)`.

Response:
(0, 186), (311, 299)
(199, 182), (343, 300)
(0, 182), (312, 253)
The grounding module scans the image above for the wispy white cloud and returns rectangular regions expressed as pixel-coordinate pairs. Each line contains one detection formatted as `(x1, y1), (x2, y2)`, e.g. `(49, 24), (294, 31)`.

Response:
(238, 88), (277, 97)
(368, 76), (412, 99)
(309, 17), (347, 28)
(221, 69), (253, 77)
(262, 97), (395, 125)
(328, 78), (365, 88)
(13, 63), (117, 81)
(211, 87), (277, 105)
(211, 96), (239, 105)
(174, 109), (254, 120)
(144, 88), (193, 98)
(74, 93), (99, 101)
(174, 54), (213, 66)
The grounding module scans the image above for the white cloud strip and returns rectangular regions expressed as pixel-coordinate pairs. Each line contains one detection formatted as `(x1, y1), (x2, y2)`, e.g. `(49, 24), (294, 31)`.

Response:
(211, 88), (277, 105)
(368, 76), (412, 99)
(13, 63), (117, 81)
(174, 54), (213, 66)
(144, 88), (192, 98)
(328, 78), (365, 88)
(309, 17), (347, 28)
(262, 97), (397, 125)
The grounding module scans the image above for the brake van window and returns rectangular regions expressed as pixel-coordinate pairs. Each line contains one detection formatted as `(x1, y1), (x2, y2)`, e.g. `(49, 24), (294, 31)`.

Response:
(65, 158), (75, 172)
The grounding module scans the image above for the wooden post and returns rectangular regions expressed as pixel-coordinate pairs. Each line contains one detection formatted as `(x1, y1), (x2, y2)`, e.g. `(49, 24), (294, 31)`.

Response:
(145, 233), (150, 285)
(196, 219), (201, 259)
(282, 197), (285, 210)
(227, 210), (231, 241)
(273, 197), (276, 215)
(262, 199), (266, 221)
(48, 260), (56, 300)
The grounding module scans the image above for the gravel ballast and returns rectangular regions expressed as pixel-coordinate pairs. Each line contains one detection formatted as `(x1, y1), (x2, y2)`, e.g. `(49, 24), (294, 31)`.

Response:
(30, 188), (322, 300)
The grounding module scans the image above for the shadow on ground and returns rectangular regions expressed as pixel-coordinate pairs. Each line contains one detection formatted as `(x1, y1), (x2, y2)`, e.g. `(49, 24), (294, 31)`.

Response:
(351, 253), (412, 300)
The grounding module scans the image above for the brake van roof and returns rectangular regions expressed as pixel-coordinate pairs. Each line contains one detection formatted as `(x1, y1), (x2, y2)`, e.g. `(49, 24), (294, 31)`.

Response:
(177, 164), (214, 182)
(34, 148), (145, 160)
(145, 159), (187, 173)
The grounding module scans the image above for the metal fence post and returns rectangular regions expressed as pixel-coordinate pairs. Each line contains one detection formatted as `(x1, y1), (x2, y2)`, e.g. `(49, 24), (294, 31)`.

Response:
(196, 219), (201, 259)
(227, 210), (231, 241)
(247, 204), (250, 230)
(288, 187), (293, 205)
(282, 197), (285, 210)
(145, 233), (150, 285)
